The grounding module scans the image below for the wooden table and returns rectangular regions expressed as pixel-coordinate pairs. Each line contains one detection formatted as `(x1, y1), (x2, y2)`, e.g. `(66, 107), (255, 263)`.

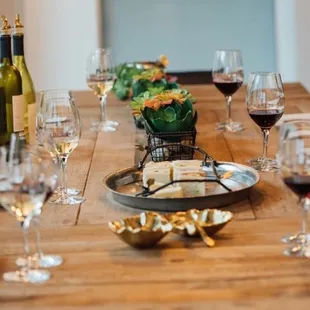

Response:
(1, 83), (310, 309)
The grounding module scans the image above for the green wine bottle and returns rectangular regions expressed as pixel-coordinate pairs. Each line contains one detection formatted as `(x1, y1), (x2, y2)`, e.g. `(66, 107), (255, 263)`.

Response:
(13, 14), (36, 144)
(0, 16), (23, 146)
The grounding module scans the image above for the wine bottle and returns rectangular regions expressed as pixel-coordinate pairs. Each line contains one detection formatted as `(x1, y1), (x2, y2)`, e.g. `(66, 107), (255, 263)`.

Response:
(0, 16), (24, 145)
(13, 14), (36, 144)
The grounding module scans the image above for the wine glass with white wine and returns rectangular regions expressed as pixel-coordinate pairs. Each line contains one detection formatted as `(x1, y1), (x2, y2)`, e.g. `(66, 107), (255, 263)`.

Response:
(40, 95), (85, 205)
(37, 90), (82, 200)
(86, 48), (118, 132)
(0, 136), (50, 283)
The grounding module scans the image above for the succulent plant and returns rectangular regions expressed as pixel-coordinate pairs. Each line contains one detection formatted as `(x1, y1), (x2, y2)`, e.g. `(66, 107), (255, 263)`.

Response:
(132, 68), (178, 98)
(112, 55), (171, 101)
(130, 89), (197, 133)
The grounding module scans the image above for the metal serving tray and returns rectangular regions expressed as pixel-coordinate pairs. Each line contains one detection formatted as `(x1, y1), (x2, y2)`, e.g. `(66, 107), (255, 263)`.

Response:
(103, 143), (259, 212)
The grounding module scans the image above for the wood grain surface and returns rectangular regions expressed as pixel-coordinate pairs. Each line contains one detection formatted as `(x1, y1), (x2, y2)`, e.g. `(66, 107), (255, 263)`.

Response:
(0, 83), (309, 309)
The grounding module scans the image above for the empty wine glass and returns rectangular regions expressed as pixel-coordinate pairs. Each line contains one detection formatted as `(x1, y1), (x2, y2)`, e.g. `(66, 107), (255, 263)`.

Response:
(246, 72), (285, 172)
(86, 48), (118, 132)
(212, 49), (244, 132)
(0, 136), (50, 283)
(15, 147), (63, 269)
(37, 90), (81, 198)
(40, 95), (85, 205)
(278, 121), (310, 257)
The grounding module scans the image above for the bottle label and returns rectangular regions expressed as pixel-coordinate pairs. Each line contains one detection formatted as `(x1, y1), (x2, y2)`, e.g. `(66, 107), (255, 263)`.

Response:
(28, 102), (37, 145)
(12, 95), (25, 132)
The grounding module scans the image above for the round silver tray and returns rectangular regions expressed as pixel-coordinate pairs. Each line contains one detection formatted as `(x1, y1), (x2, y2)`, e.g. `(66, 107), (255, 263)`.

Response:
(103, 162), (260, 212)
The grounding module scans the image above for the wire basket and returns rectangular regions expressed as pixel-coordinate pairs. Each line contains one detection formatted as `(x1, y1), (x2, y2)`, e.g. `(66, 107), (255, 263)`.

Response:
(147, 128), (197, 162)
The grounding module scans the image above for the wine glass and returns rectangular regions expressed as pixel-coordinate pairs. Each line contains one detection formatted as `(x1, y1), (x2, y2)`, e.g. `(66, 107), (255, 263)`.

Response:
(0, 136), (50, 283)
(37, 90), (81, 198)
(212, 49), (244, 132)
(40, 95), (85, 205)
(246, 72), (285, 172)
(86, 48), (118, 132)
(15, 146), (63, 268)
(277, 121), (310, 257)
(277, 120), (310, 249)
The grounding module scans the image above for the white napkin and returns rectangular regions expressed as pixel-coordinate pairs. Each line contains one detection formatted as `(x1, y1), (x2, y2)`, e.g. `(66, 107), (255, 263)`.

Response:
(276, 113), (310, 127)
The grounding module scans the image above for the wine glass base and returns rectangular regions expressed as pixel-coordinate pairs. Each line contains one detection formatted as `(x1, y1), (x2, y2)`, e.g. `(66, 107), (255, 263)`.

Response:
(216, 121), (244, 132)
(90, 124), (117, 132)
(92, 120), (119, 127)
(16, 254), (63, 268)
(3, 269), (50, 283)
(48, 187), (82, 204)
(247, 157), (278, 172)
(66, 188), (81, 195)
(281, 233), (309, 244)
(53, 195), (85, 205)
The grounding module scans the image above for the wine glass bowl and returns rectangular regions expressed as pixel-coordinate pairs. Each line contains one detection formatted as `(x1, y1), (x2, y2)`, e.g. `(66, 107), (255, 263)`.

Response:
(212, 49), (244, 132)
(86, 48), (118, 132)
(246, 72), (285, 172)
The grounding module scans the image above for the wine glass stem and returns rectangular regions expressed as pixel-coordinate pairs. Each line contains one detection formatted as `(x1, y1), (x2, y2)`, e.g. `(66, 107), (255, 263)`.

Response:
(225, 95), (232, 123)
(34, 215), (43, 258)
(59, 156), (68, 198)
(301, 199), (309, 235)
(22, 218), (32, 272)
(100, 94), (108, 122)
(261, 129), (270, 160)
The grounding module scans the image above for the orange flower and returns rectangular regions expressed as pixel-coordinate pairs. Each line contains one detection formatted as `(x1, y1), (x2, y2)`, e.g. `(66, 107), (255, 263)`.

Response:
(134, 68), (165, 82)
(143, 91), (186, 111)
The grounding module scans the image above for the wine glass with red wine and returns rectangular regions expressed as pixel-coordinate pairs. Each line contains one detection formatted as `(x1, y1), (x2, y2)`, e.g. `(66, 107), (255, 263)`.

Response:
(212, 49), (244, 132)
(278, 121), (310, 257)
(246, 72), (284, 172)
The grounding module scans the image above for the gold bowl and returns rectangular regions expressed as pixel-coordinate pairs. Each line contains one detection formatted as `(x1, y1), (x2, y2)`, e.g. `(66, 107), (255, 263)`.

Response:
(165, 209), (233, 237)
(108, 212), (173, 248)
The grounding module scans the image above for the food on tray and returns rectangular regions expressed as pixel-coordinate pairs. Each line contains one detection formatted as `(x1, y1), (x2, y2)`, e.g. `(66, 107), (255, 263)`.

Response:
(151, 186), (184, 198)
(142, 167), (171, 188)
(145, 161), (173, 170)
(172, 160), (202, 169)
(174, 171), (206, 197)
(142, 160), (206, 198)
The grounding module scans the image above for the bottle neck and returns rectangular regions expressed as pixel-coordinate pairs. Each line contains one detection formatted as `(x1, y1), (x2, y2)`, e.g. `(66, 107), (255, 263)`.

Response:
(13, 34), (24, 56)
(0, 35), (12, 64)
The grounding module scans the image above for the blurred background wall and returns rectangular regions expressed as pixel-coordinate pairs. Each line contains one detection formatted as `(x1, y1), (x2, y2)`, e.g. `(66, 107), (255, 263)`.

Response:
(102, 0), (276, 80)
(1, 0), (309, 90)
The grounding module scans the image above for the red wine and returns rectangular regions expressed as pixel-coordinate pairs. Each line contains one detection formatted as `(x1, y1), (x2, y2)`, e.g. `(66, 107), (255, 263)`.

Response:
(284, 176), (310, 198)
(214, 81), (242, 96)
(249, 109), (283, 129)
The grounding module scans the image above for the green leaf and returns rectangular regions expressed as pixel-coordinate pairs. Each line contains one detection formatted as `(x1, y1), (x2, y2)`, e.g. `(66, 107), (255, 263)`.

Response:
(163, 106), (176, 122)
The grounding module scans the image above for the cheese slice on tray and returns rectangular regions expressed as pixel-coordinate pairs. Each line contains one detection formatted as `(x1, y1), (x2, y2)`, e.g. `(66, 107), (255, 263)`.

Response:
(174, 171), (206, 197)
(151, 186), (184, 198)
(142, 167), (171, 188)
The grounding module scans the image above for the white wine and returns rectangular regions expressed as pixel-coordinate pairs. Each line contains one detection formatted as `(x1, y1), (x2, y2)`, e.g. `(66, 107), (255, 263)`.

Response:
(87, 74), (114, 97)
(0, 187), (45, 222)
(13, 15), (36, 144)
(53, 137), (79, 157)
(0, 16), (24, 145)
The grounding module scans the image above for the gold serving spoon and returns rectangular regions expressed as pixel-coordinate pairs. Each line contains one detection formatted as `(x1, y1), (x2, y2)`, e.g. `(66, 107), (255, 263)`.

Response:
(187, 210), (215, 247)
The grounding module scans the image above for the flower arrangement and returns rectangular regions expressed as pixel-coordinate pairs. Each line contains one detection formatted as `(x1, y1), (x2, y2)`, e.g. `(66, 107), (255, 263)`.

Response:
(131, 68), (178, 98)
(112, 55), (171, 100)
(130, 89), (197, 133)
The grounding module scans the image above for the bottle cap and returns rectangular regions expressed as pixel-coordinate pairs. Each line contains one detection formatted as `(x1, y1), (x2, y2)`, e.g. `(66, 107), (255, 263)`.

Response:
(13, 14), (23, 35)
(0, 15), (11, 35)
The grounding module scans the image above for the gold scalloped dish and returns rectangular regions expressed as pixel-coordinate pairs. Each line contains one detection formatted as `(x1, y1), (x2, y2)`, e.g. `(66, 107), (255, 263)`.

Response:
(165, 209), (233, 237)
(108, 212), (173, 248)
